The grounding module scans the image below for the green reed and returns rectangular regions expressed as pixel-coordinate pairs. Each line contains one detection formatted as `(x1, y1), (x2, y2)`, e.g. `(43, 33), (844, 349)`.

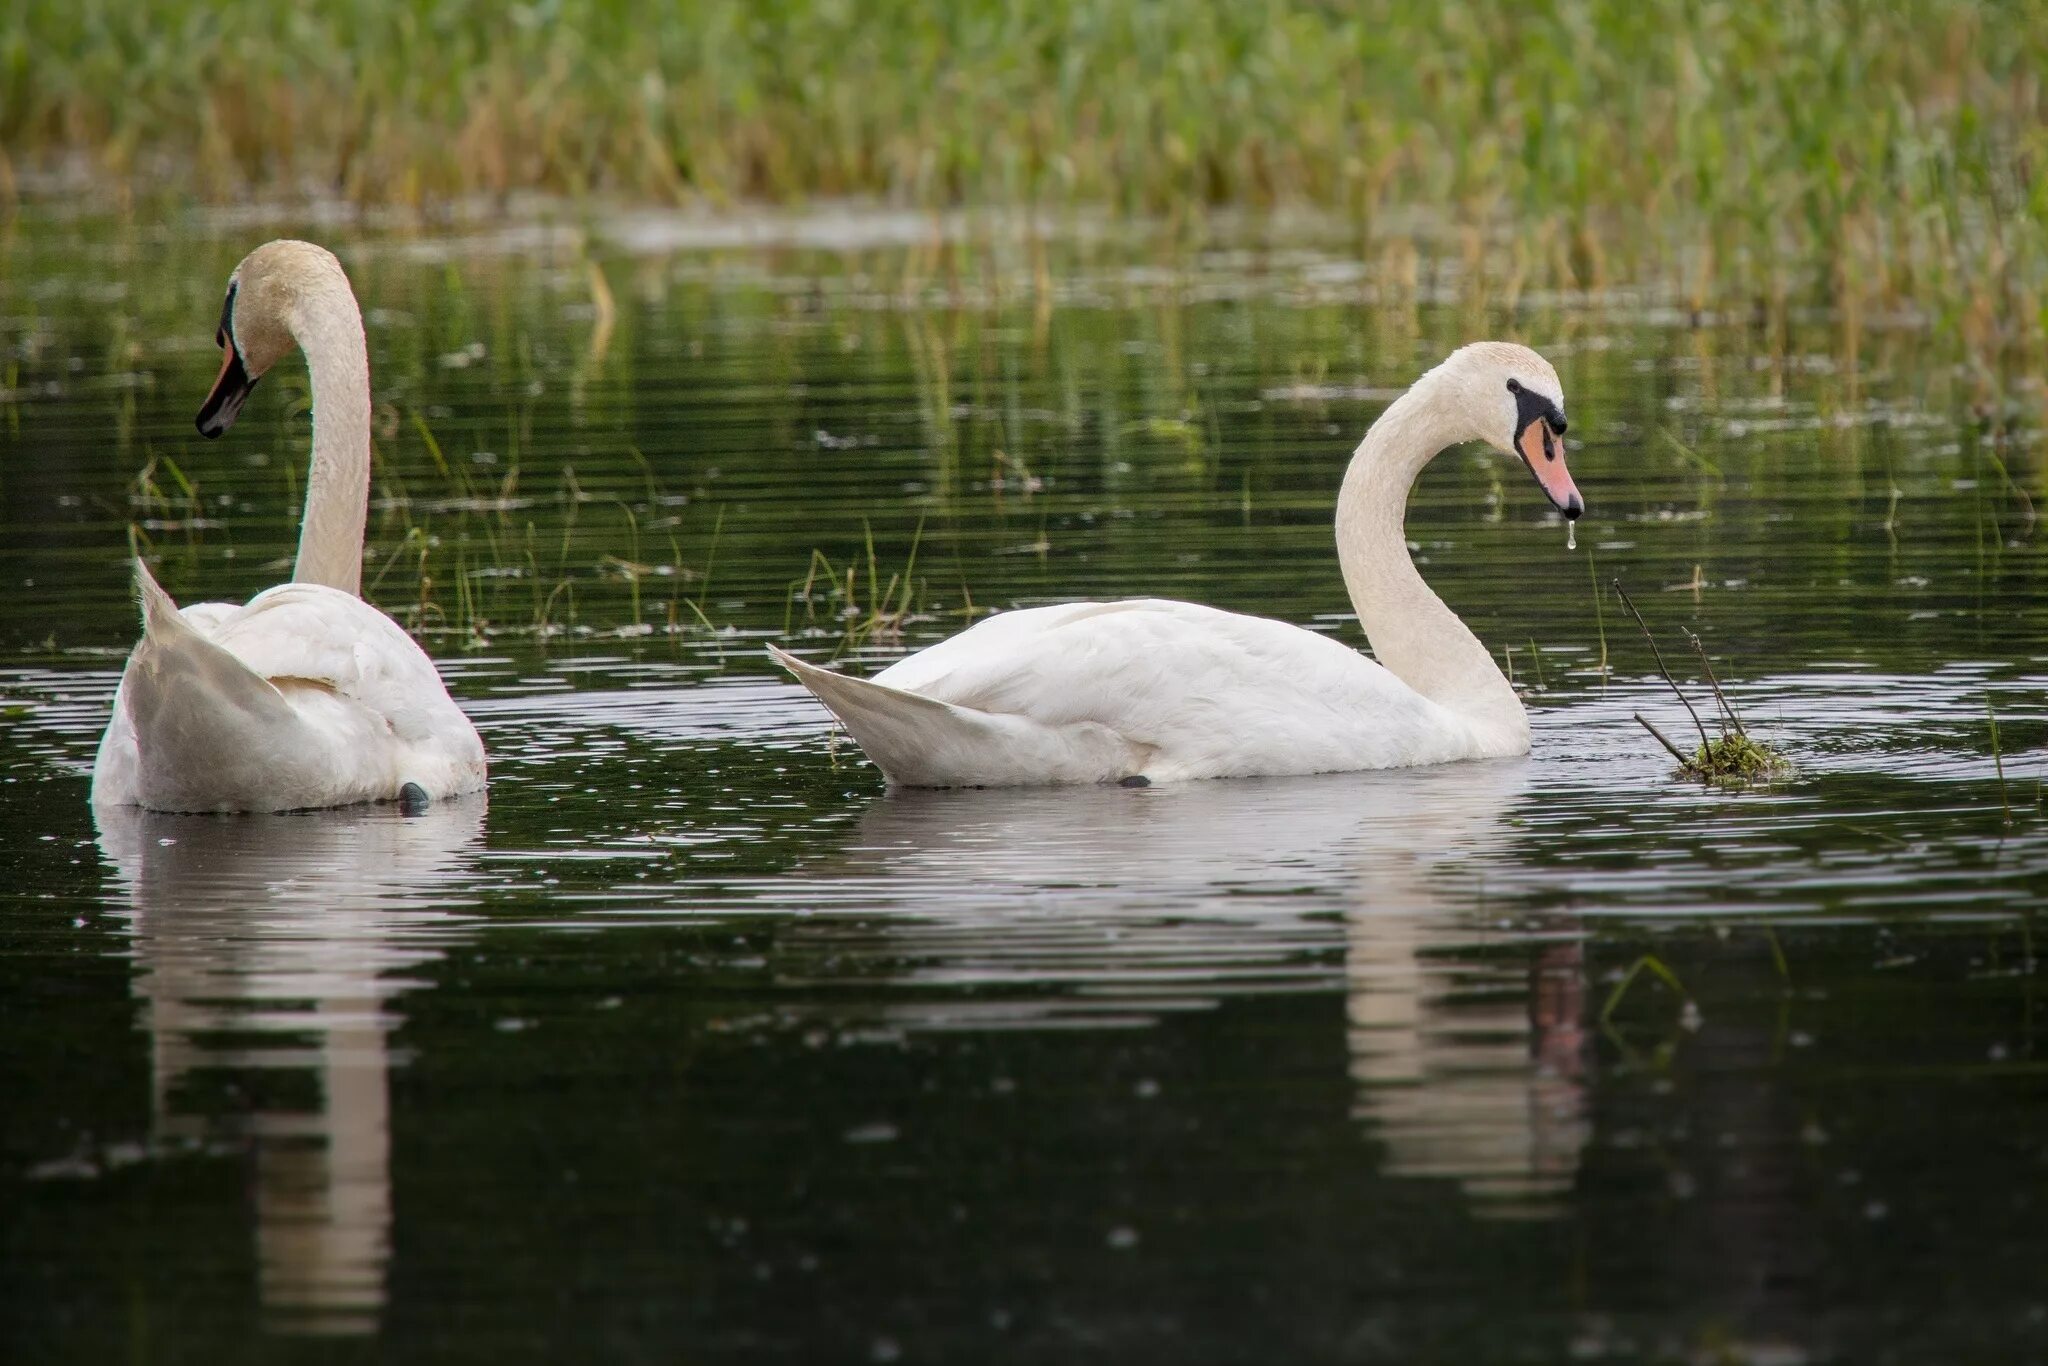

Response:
(356, 406), (727, 647)
(1600, 953), (1691, 1028)
(1987, 693), (2012, 824)
(785, 517), (929, 652)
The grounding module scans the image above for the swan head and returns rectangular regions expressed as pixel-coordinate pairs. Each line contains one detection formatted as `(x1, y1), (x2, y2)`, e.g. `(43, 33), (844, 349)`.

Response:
(1437, 342), (1583, 521)
(196, 240), (348, 439)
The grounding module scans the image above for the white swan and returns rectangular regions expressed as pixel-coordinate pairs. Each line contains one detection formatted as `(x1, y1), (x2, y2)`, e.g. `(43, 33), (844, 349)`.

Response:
(772, 341), (1583, 787)
(91, 240), (487, 813)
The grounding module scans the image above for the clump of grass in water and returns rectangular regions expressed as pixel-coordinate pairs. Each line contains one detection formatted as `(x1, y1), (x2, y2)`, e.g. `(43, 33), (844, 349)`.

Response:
(1679, 728), (1782, 784)
(786, 517), (928, 652)
(1613, 580), (1787, 786)
(367, 415), (728, 646)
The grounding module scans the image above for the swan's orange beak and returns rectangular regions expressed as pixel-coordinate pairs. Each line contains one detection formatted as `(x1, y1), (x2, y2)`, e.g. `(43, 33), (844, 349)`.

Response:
(196, 283), (257, 439)
(1517, 416), (1583, 520)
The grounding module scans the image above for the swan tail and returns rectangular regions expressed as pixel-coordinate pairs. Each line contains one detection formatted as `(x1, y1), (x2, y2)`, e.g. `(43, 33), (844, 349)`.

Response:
(768, 644), (1137, 787)
(134, 558), (190, 643)
(125, 560), (293, 749)
(769, 644), (962, 783)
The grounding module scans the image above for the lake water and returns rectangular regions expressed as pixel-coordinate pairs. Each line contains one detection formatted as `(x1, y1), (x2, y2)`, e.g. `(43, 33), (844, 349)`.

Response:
(2, 204), (2045, 1363)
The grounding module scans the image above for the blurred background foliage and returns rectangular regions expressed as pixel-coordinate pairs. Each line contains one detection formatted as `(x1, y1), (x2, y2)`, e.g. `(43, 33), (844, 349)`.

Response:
(5, 1), (2047, 359)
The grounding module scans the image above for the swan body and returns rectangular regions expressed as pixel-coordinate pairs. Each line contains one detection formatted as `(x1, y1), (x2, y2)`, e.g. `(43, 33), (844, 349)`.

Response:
(91, 240), (486, 813)
(769, 600), (1492, 787)
(775, 342), (1583, 788)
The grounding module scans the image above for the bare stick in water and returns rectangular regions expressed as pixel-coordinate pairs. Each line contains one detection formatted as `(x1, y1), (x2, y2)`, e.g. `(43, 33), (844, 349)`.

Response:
(1684, 628), (1746, 737)
(1612, 579), (1711, 750)
(1634, 712), (1693, 765)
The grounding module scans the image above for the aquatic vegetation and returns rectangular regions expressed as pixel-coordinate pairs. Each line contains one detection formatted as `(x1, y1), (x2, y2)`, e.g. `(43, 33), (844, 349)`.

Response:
(1680, 730), (1786, 785)
(785, 518), (932, 651)
(1987, 693), (2013, 824)
(1599, 953), (1692, 1028)
(359, 415), (721, 647)
(1614, 580), (1788, 786)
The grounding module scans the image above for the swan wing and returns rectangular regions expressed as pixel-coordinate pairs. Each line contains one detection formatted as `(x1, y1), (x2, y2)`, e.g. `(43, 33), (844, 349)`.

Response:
(204, 583), (474, 748)
(870, 599), (1480, 781)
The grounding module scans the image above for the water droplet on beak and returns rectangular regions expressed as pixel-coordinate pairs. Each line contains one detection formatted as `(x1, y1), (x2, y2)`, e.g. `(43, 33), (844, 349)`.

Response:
(1566, 521), (1578, 552)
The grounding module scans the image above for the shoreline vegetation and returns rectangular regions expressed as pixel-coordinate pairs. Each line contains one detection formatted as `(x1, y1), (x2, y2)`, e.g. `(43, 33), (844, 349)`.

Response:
(9, 1), (2048, 362)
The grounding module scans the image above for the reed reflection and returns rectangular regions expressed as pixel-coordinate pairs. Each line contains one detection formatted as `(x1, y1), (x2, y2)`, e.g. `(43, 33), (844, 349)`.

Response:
(94, 799), (486, 1335)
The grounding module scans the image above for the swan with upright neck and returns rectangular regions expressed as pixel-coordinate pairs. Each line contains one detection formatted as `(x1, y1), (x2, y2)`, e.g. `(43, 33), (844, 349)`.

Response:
(91, 240), (487, 813)
(771, 342), (1582, 787)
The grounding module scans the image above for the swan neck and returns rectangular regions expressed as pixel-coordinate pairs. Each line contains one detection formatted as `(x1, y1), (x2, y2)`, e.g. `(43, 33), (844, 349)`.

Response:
(1334, 378), (1525, 746)
(290, 280), (370, 596)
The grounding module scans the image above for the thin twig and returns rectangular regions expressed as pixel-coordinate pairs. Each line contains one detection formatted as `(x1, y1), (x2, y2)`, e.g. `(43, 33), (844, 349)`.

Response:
(1684, 628), (1745, 737)
(1634, 712), (1692, 766)
(1613, 579), (1710, 750)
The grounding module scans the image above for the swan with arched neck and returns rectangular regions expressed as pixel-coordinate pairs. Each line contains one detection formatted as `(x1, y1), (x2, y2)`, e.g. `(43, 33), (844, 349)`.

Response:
(92, 240), (486, 812)
(771, 342), (1582, 787)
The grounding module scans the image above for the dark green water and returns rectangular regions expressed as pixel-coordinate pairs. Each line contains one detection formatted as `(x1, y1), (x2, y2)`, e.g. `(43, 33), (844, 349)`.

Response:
(2, 206), (2045, 1363)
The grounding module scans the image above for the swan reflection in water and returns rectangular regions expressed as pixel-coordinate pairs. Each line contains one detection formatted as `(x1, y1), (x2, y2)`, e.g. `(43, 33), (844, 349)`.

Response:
(801, 757), (1589, 1216)
(94, 798), (486, 1335)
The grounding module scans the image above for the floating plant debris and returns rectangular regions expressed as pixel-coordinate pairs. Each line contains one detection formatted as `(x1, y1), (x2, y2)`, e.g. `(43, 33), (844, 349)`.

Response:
(1612, 579), (1788, 786)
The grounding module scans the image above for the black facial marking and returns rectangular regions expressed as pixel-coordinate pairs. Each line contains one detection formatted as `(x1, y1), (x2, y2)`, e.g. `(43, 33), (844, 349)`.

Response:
(216, 282), (237, 348)
(1511, 381), (1568, 455)
(1118, 774), (1151, 788)
(398, 782), (431, 815)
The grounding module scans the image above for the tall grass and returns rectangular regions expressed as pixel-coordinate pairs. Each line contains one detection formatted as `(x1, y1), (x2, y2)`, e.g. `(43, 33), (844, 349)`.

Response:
(11, 2), (2047, 357)
(9, 4), (2043, 238)
(16, 1), (2048, 362)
